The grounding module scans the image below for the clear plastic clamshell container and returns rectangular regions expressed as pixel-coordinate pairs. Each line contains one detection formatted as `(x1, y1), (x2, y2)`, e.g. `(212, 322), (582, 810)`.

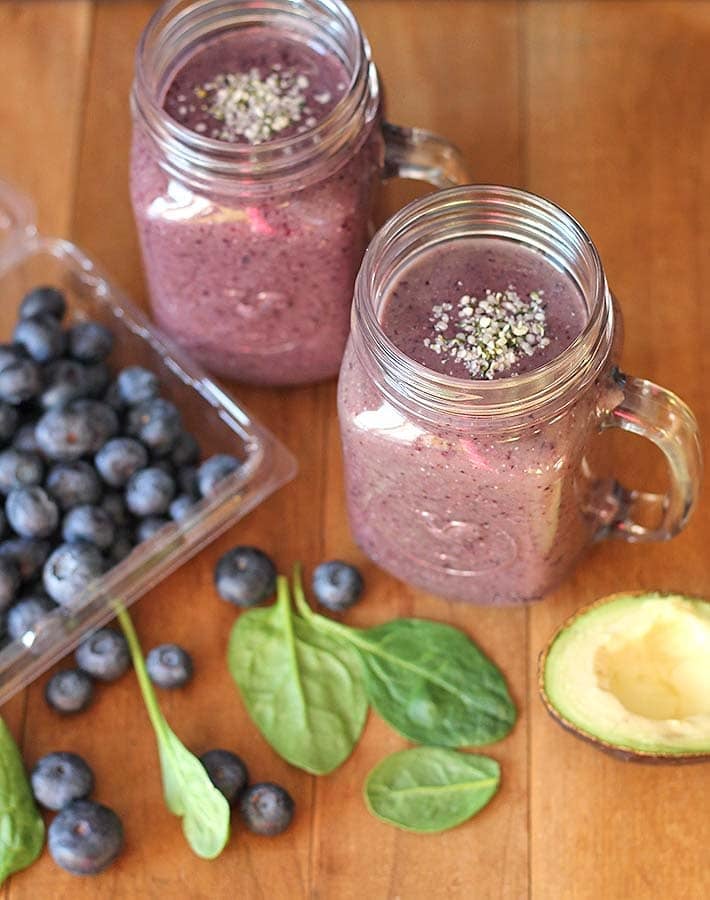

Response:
(0, 180), (297, 704)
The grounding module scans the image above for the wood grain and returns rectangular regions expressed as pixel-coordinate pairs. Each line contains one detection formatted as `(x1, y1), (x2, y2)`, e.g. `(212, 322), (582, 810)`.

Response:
(0, 3), (91, 897)
(525, 3), (710, 900)
(2, 1), (710, 898)
(317, 5), (527, 900)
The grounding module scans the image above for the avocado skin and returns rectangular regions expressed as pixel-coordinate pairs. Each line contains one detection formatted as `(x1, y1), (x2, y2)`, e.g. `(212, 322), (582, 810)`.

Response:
(538, 591), (710, 764)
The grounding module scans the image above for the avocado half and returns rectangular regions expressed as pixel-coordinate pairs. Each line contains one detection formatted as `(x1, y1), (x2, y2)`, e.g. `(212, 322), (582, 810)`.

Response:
(539, 592), (710, 762)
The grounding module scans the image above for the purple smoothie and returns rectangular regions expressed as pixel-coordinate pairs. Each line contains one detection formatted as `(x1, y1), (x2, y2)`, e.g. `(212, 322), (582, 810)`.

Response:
(338, 236), (616, 604)
(382, 239), (586, 379)
(163, 31), (345, 141)
(131, 26), (383, 385)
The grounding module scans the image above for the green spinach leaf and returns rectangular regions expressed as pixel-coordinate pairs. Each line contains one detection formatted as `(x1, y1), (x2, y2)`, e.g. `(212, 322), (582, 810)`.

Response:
(365, 747), (500, 833)
(116, 606), (230, 859)
(0, 715), (44, 886)
(228, 575), (367, 775)
(292, 576), (515, 747)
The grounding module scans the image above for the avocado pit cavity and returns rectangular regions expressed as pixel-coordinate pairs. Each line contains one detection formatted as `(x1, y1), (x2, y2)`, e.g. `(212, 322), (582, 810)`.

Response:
(594, 617), (710, 721)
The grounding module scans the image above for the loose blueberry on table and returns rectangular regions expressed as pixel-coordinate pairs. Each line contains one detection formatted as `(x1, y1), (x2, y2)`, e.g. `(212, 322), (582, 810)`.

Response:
(214, 546), (277, 607)
(45, 668), (95, 714)
(200, 749), (249, 805)
(239, 783), (295, 836)
(312, 560), (364, 612)
(48, 800), (124, 875)
(31, 751), (95, 811)
(75, 628), (130, 682)
(146, 643), (194, 689)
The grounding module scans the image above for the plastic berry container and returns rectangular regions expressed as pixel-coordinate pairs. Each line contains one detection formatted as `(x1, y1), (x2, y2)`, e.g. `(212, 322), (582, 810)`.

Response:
(0, 180), (296, 703)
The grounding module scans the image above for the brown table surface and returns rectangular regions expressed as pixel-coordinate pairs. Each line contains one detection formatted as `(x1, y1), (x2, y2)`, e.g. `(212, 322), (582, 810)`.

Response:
(2, 1), (709, 898)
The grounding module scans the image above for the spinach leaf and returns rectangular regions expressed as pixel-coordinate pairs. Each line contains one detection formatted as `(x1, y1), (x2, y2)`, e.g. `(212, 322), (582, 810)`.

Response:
(228, 575), (367, 775)
(0, 715), (44, 886)
(292, 577), (515, 747)
(116, 605), (230, 859)
(365, 747), (500, 833)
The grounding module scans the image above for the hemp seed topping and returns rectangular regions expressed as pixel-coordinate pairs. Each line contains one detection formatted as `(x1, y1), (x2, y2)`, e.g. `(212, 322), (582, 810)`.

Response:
(424, 287), (550, 379)
(188, 67), (312, 144)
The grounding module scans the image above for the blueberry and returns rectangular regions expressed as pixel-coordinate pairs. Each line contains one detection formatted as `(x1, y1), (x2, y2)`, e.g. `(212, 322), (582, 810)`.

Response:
(197, 454), (241, 498)
(45, 668), (94, 714)
(146, 643), (193, 689)
(177, 465), (199, 499)
(124, 467), (175, 517)
(107, 528), (134, 565)
(0, 343), (27, 371)
(62, 505), (115, 551)
(0, 538), (51, 581)
(0, 558), (20, 611)
(311, 561), (364, 612)
(151, 459), (175, 477)
(84, 362), (111, 398)
(6, 594), (56, 641)
(135, 516), (170, 543)
(37, 400), (118, 461)
(200, 749), (249, 805)
(239, 783), (294, 836)
(0, 507), (5, 539)
(0, 449), (44, 494)
(99, 492), (131, 527)
(75, 628), (129, 681)
(101, 380), (124, 414)
(46, 461), (103, 511)
(70, 400), (119, 451)
(0, 358), (42, 404)
(170, 431), (200, 468)
(12, 423), (40, 455)
(214, 546), (276, 607)
(43, 542), (105, 607)
(0, 402), (19, 444)
(48, 800), (123, 875)
(31, 751), (94, 811)
(68, 321), (114, 363)
(36, 406), (96, 461)
(126, 398), (181, 457)
(169, 494), (195, 522)
(13, 314), (67, 363)
(40, 359), (91, 410)
(117, 366), (159, 405)
(95, 437), (148, 488)
(19, 286), (67, 320)
(6, 486), (59, 539)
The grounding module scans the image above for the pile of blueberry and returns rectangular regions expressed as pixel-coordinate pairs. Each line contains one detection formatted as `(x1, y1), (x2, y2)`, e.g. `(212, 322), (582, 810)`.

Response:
(38, 619), (291, 874)
(0, 285), (241, 650)
(31, 751), (123, 875)
(31, 745), (293, 875)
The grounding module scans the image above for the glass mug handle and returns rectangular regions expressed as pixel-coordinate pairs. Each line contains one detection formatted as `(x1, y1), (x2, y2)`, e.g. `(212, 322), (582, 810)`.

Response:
(382, 122), (471, 187)
(598, 369), (702, 541)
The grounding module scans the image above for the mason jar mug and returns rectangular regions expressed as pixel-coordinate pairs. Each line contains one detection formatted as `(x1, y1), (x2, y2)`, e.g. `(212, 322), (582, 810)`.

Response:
(338, 186), (702, 604)
(130, 0), (469, 386)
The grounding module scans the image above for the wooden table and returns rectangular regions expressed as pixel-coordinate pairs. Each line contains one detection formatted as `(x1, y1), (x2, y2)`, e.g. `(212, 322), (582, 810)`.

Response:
(1, 1), (709, 897)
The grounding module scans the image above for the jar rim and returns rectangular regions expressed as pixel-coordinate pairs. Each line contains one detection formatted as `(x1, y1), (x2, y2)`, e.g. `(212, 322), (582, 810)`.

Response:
(131, 0), (380, 192)
(353, 184), (615, 423)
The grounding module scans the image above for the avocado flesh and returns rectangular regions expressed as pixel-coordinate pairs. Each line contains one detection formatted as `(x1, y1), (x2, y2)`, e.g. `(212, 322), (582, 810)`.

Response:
(543, 593), (710, 756)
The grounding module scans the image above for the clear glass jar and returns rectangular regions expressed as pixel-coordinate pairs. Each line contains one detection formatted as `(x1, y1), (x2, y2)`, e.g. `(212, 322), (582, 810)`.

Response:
(338, 186), (702, 604)
(130, 0), (469, 386)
